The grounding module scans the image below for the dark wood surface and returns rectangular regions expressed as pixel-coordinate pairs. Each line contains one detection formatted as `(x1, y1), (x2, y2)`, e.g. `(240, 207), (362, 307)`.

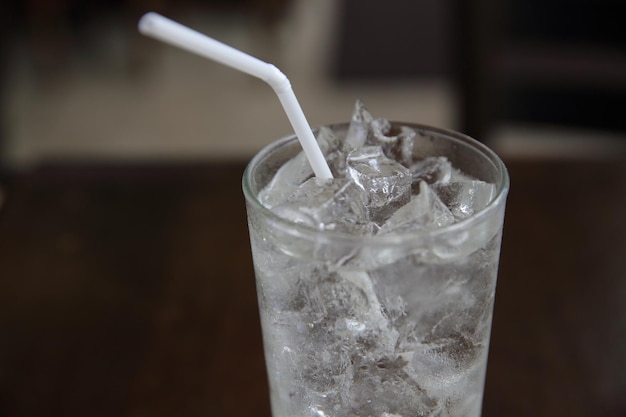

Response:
(1, 158), (625, 416)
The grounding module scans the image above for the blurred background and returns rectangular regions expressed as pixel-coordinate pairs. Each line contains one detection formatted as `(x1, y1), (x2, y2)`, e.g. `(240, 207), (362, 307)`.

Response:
(0, 0), (624, 170)
(1, 1), (626, 416)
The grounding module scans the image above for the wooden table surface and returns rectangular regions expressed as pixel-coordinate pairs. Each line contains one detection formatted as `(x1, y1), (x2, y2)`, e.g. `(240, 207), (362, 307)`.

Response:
(1, 158), (625, 417)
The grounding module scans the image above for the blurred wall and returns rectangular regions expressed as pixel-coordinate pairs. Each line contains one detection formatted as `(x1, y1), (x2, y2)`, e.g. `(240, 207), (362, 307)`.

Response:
(0, 0), (457, 168)
(332, 0), (452, 80)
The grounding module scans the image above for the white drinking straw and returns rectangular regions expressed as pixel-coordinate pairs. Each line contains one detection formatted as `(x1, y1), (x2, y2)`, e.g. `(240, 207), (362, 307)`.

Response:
(138, 12), (333, 179)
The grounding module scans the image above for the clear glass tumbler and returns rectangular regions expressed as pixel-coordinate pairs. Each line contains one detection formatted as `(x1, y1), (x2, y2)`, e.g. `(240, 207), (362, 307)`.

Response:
(243, 123), (509, 417)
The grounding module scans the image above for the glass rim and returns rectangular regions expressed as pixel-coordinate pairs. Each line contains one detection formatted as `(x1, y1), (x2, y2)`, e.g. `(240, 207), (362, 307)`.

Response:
(243, 122), (510, 246)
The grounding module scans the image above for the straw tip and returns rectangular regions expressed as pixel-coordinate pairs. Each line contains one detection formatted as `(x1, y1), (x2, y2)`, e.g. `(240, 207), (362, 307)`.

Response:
(138, 12), (161, 34)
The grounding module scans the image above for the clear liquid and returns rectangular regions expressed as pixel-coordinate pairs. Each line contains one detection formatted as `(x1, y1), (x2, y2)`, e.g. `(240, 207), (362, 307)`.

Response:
(249, 224), (502, 417)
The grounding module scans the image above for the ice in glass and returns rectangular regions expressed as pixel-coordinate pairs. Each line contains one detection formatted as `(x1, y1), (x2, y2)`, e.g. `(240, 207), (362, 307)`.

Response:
(243, 101), (509, 417)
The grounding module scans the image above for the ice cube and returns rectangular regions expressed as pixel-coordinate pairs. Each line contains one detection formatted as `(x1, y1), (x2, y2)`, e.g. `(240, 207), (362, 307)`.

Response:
(408, 334), (483, 399)
(284, 271), (369, 390)
(288, 270), (388, 397)
(272, 177), (370, 233)
(345, 99), (374, 149)
(258, 125), (356, 208)
(434, 180), (496, 220)
(347, 354), (438, 417)
(346, 146), (412, 225)
(346, 99), (415, 167)
(410, 156), (453, 192)
(339, 270), (399, 351)
(317, 126), (354, 178)
(380, 181), (455, 234)
(258, 150), (314, 208)
(368, 119), (415, 168)
(293, 271), (370, 319)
